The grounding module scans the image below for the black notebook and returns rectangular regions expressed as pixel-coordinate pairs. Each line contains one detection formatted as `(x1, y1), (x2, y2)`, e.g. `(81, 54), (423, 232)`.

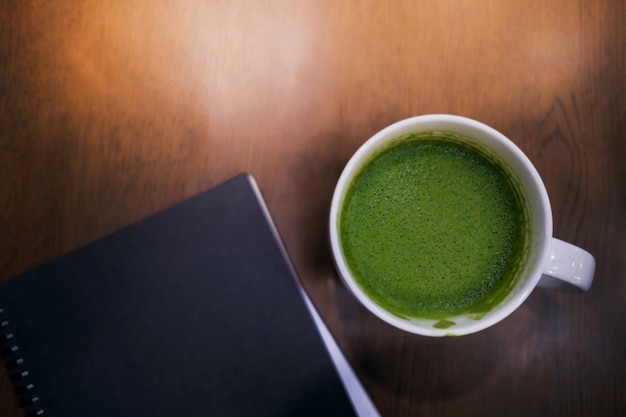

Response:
(0, 173), (379, 417)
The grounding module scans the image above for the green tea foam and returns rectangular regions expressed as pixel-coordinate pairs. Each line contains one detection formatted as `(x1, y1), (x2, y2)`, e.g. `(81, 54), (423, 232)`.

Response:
(339, 135), (529, 319)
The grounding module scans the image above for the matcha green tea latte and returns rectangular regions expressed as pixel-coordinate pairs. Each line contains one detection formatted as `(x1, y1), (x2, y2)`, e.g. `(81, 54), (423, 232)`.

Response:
(338, 134), (531, 320)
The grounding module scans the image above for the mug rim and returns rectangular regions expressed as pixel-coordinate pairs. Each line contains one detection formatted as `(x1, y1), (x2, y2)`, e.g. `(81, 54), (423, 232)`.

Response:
(329, 114), (553, 336)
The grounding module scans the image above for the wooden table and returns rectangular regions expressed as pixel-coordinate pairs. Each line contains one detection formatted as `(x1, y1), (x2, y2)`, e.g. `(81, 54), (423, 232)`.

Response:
(1, 1), (624, 416)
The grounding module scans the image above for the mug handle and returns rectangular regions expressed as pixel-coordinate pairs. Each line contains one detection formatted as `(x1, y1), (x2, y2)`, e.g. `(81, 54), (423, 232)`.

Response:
(538, 238), (595, 292)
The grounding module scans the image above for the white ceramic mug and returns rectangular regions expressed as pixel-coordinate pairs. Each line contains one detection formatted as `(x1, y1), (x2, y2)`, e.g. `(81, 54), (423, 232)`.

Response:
(329, 115), (595, 336)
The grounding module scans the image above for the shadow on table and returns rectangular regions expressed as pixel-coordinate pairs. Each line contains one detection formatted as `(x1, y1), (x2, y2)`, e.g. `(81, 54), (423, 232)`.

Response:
(335, 284), (570, 403)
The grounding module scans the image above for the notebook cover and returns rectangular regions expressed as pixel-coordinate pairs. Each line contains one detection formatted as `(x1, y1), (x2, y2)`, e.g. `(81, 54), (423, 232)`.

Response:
(0, 173), (358, 417)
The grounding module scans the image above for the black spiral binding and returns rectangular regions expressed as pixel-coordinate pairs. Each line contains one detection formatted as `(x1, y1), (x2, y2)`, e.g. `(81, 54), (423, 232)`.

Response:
(0, 308), (45, 416)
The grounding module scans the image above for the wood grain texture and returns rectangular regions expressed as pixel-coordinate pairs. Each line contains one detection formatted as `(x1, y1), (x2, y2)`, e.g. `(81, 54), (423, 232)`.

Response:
(1, 1), (624, 416)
